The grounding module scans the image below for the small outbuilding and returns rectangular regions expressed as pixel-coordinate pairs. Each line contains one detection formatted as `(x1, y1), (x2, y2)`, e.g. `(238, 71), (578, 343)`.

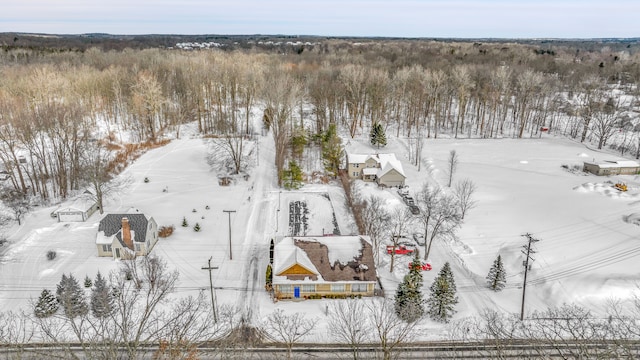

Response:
(582, 160), (640, 176)
(272, 235), (377, 300)
(53, 195), (99, 222)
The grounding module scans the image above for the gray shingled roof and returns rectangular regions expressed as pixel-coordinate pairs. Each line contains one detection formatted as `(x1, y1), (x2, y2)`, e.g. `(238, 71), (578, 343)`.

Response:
(98, 214), (149, 247)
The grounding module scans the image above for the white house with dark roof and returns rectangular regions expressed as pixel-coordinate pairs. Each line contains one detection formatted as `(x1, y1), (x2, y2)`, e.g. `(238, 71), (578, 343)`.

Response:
(272, 235), (377, 300)
(96, 213), (158, 259)
(346, 153), (406, 187)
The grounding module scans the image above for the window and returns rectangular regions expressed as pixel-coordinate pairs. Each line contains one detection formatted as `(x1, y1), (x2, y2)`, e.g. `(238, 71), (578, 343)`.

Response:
(352, 172), (359, 177)
(351, 283), (368, 292)
(102, 244), (112, 252)
(301, 284), (315, 293)
(354, 164), (360, 168)
(279, 285), (292, 293)
(331, 284), (345, 292)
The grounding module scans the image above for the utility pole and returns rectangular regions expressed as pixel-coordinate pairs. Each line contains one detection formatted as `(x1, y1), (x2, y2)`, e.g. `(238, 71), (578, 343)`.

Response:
(223, 210), (236, 260)
(201, 257), (219, 323)
(520, 233), (540, 321)
(275, 191), (282, 233)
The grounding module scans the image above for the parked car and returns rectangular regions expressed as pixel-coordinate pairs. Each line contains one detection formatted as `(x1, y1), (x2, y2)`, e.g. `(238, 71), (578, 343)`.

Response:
(409, 205), (420, 215)
(386, 245), (415, 255)
(409, 261), (432, 271)
(404, 196), (415, 205)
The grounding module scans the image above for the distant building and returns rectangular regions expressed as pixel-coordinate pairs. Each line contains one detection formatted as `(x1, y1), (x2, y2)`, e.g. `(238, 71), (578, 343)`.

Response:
(582, 160), (640, 176)
(96, 213), (158, 259)
(346, 153), (406, 187)
(272, 235), (377, 300)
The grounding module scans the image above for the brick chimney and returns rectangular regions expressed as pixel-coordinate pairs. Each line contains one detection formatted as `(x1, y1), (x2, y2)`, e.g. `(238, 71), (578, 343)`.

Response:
(121, 217), (133, 250)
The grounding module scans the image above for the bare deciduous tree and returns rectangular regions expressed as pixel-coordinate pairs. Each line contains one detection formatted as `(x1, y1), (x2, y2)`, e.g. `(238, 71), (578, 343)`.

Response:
(388, 207), (414, 272)
(416, 183), (462, 260)
(454, 178), (477, 220)
(262, 309), (317, 360)
(366, 298), (418, 360)
(355, 193), (391, 265)
(327, 300), (370, 360)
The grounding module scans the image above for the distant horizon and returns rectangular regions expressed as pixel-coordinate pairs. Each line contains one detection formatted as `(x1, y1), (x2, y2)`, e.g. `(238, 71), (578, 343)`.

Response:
(3, 1), (639, 39)
(5, 31), (639, 42)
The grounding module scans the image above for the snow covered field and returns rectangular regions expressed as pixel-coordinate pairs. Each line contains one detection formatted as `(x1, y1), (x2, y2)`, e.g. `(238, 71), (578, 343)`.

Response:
(1, 122), (639, 341)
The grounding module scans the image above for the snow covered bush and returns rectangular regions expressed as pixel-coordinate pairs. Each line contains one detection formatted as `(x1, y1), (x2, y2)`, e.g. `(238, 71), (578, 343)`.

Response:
(159, 225), (175, 238)
(46, 250), (56, 260)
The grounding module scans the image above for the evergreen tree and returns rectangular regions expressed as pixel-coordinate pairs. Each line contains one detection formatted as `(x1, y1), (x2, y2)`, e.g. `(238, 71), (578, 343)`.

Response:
(322, 124), (344, 178)
(369, 122), (387, 148)
(181, 217), (188, 227)
(486, 254), (507, 291)
(34, 289), (58, 318)
(193, 222), (201, 232)
(426, 262), (458, 323)
(91, 271), (113, 318)
(57, 274), (89, 319)
(282, 160), (304, 190)
(395, 253), (425, 322)
(84, 275), (92, 288)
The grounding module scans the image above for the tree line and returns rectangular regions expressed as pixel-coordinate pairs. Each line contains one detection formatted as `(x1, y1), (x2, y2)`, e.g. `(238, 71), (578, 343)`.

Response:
(1, 40), (639, 213)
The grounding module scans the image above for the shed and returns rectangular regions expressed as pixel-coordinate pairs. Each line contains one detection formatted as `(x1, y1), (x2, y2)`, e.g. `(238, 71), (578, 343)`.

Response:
(583, 160), (640, 176)
(53, 196), (99, 222)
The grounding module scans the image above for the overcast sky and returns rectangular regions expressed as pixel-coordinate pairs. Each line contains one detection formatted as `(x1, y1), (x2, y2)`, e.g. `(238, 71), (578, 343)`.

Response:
(2, 1), (638, 38)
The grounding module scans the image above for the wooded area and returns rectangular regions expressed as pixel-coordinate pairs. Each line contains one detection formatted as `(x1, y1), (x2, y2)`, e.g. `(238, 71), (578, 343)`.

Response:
(1, 36), (639, 204)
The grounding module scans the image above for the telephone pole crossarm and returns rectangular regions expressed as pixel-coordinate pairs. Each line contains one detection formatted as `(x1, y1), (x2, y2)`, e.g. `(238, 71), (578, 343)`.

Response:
(201, 257), (219, 323)
(520, 233), (540, 321)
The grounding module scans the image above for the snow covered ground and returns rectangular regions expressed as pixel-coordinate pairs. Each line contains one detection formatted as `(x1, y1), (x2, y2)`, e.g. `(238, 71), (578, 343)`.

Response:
(1, 122), (639, 341)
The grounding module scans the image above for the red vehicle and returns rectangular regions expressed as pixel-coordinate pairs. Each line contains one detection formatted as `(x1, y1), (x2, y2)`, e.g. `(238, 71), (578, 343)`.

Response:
(409, 262), (432, 271)
(386, 245), (415, 255)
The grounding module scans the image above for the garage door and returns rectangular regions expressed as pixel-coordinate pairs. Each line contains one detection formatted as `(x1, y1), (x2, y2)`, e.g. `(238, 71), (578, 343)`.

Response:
(58, 212), (84, 222)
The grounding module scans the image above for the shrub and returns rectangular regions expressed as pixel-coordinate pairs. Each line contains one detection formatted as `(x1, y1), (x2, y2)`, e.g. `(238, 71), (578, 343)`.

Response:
(144, 177), (150, 183)
(158, 225), (175, 238)
(47, 250), (57, 260)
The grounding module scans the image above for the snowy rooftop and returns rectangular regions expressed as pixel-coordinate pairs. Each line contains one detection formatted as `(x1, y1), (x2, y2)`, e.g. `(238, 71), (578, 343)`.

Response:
(585, 160), (640, 168)
(347, 152), (405, 177)
(273, 235), (376, 284)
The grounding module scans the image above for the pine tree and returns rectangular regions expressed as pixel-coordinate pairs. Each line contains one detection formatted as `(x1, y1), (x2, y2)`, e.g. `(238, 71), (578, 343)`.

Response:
(84, 275), (92, 288)
(181, 216), (188, 227)
(34, 289), (58, 318)
(57, 274), (89, 319)
(282, 160), (304, 190)
(91, 272), (113, 318)
(486, 254), (507, 291)
(322, 124), (344, 178)
(370, 122), (387, 148)
(395, 253), (425, 322)
(193, 222), (201, 232)
(426, 262), (458, 323)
